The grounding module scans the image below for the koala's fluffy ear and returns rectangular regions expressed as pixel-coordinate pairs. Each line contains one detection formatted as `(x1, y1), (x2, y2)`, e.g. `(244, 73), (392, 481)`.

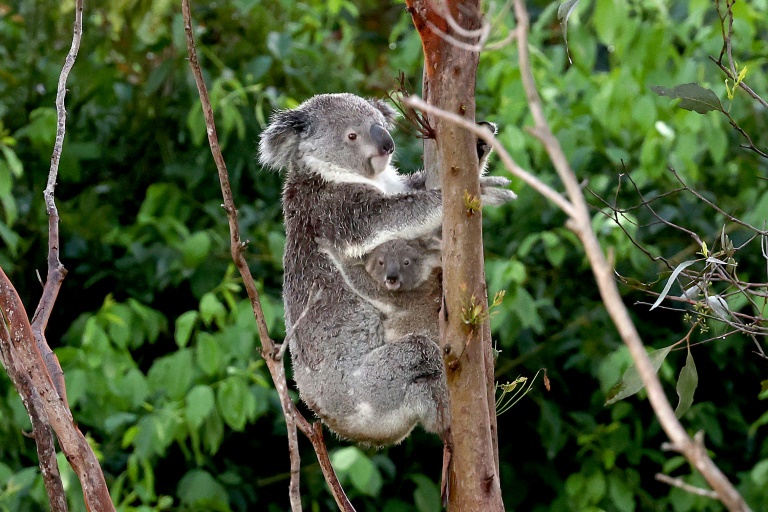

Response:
(420, 236), (442, 254)
(258, 108), (310, 171)
(368, 98), (398, 129)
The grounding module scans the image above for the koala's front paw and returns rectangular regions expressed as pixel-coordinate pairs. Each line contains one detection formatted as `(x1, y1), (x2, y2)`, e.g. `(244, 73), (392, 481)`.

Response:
(480, 175), (510, 188)
(480, 175), (517, 206)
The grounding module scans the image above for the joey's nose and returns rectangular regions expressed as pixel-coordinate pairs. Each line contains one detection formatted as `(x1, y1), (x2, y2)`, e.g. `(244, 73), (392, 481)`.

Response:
(370, 124), (395, 155)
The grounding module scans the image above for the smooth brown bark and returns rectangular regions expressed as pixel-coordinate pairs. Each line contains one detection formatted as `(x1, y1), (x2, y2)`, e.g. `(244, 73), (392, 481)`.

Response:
(406, 1), (503, 510)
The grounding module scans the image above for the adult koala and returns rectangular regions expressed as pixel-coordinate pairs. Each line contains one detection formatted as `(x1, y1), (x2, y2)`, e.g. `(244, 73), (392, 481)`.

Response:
(259, 93), (514, 445)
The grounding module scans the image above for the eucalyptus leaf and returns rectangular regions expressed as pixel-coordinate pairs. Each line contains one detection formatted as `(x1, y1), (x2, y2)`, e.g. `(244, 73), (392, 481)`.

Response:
(651, 83), (724, 114)
(674, 348), (698, 418)
(606, 345), (672, 404)
(650, 260), (697, 310)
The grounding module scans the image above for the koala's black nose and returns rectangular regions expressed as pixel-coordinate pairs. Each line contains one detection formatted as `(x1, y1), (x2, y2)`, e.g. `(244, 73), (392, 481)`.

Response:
(385, 260), (400, 284)
(370, 124), (395, 155)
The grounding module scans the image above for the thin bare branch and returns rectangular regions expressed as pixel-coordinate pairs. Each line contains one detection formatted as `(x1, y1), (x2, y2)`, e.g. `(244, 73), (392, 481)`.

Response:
(656, 473), (720, 500)
(396, 95), (577, 218)
(29, 0), (87, 412)
(669, 169), (768, 235)
(181, 2), (353, 510)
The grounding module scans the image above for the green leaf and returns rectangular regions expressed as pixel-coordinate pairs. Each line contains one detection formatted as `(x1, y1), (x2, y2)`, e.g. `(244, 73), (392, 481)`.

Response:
(147, 349), (194, 400)
(349, 454), (383, 497)
(217, 377), (253, 431)
(331, 446), (361, 472)
(267, 231), (285, 269)
(200, 292), (227, 328)
(177, 470), (231, 512)
(330, 447), (382, 497)
(119, 367), (150, 408)
(751, 460), (768, 487)
(185, 385), (216, 430)
(651, 83), (724, 114)
(411, 473), (441, 512)
(196, 332), (223, 376)
(106, 303), (132, 349)
(606, 345), (672, 404)
(0, 146), (23, 177)
(175, 311), (199, 348)
(607, 473), (635, 512)
(266, 31), (292, 59)
(182, 231), (211, 268)
(202, 412), (225, 454)
(128, 299), (166, 344)
(674, 348), (698, 418)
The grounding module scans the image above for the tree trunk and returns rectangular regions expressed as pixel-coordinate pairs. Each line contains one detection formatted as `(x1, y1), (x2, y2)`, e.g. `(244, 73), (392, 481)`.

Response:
(406, 1), (504, 510)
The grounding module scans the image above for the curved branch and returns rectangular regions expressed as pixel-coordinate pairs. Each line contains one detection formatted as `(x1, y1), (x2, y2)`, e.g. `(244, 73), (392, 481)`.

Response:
(511, 0), (751, 510)
(180, 2), (353, 510)
(397, 95), (576, 218)
(0, 270), (115, 511)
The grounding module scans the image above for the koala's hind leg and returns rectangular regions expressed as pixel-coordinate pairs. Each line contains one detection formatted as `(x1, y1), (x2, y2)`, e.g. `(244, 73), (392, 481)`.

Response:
(346, 334), (449, 445)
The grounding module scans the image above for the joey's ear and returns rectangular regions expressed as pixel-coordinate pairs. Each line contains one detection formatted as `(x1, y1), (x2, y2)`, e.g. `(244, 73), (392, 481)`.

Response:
(258, 108), (310, 171)
(420, 236), (442, 254)
(368, 98), (398, 129)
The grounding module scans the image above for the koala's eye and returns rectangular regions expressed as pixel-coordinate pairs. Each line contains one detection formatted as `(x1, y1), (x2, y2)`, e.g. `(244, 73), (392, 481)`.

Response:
(403, 259), (411, 266)
(347, 133), (357, 141)
(378, 258), (384, 266)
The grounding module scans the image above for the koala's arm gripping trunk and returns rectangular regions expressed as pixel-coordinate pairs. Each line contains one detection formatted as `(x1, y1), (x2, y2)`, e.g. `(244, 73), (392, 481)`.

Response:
(406, 1), (504, 510)
(336, 188), (443, 258)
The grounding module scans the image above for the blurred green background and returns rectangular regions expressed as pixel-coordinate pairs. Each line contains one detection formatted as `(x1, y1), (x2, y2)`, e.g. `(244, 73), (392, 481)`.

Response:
(0, 0), (767, 510)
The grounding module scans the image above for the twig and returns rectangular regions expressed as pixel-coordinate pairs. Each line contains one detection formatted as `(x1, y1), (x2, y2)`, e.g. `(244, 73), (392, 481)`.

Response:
(709, 57), (768, 109)
(713, 0), (768, 109)
(656, 473), (719, 500)
(180, 2), (353, 510)
(669, 168), (768, 235)
(29, 0), (85, 412)
(396, 95), (576, 218)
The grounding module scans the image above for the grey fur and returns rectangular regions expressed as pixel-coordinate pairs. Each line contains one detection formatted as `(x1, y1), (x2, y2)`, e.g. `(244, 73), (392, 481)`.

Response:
(259, 93), (514, 445)
(317, 237), (442, 342)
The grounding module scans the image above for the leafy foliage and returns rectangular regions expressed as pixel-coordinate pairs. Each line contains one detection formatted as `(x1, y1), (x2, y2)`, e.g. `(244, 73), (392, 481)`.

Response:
(0, 0), (767, 510)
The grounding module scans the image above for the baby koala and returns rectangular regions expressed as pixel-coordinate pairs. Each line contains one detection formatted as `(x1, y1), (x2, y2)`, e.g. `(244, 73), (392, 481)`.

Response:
(318, 237), (442, 341)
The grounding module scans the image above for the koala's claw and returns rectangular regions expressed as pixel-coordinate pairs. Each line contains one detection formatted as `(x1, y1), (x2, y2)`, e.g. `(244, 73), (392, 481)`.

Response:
(480, 175), (511, 188)
(481, 187), (517, 206)
(479, 175), (516, 205)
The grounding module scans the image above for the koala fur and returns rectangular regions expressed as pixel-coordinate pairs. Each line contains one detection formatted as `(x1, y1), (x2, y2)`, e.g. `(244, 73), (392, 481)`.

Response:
(259, 93), (514, 445)
(317, 237), (442, 342)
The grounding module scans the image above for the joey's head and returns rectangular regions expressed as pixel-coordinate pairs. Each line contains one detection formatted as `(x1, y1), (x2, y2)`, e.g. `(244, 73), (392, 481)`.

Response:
(258, 93), (397, 178)
(365, 238), (441, 291)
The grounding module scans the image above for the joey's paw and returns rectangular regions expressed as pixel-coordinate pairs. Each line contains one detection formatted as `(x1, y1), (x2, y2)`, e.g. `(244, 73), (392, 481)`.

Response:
(481, 187), (517, 206)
